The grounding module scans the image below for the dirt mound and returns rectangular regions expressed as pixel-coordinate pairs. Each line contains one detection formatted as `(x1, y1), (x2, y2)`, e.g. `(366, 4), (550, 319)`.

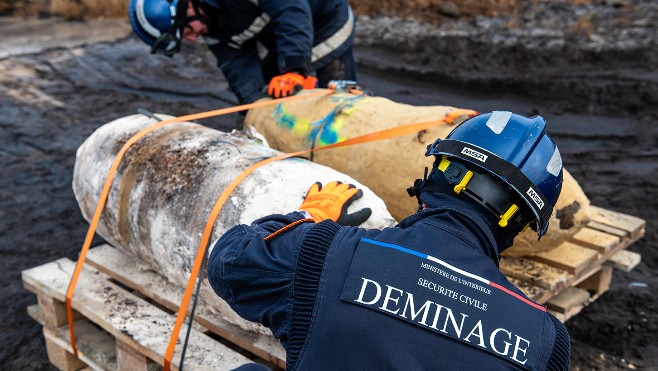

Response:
(1, 0), (517, 19)
(355, 0), (658, 116)
(0, 0), (127, 18)
(351, 0), (519, 19)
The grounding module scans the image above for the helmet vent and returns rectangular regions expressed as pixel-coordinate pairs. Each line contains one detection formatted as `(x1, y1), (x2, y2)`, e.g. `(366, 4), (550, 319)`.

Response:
(485, 111), (512, 134)
(546, 147), (562, 176)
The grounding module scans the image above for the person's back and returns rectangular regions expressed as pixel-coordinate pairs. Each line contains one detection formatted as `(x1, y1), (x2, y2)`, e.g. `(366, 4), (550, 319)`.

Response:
(281, 196), (568, 369)
(208, 111), (571, 370)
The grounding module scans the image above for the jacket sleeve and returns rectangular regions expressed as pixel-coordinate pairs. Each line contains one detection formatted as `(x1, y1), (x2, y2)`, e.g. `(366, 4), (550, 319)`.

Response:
(257, 0), (313, 73)
(207, 211), (314, 344)
(207, 42), (265, 104)
(546, 313), (572, 370)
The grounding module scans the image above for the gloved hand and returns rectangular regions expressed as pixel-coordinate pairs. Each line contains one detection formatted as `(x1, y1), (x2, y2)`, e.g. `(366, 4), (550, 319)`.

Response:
(299, 181), (372, 226)
(267, 72), (318, 99)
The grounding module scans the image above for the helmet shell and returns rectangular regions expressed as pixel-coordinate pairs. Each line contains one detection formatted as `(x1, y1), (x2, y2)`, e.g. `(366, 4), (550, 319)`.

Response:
(428, 111), (563, 236)
(128, 0), (178, 46)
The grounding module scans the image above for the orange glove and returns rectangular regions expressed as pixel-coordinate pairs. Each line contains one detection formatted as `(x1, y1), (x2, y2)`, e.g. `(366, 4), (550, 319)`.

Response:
(267, 72), (318, 99)
(299, 181), (372, 226)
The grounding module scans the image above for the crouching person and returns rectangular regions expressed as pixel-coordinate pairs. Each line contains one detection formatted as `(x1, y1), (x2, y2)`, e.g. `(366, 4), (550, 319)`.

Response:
(208, 112), (571, 370)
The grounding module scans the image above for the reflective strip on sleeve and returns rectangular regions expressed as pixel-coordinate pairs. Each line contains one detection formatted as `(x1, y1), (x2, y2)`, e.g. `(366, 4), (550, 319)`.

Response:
(136, 0), (163, 37)
(231, 13), (271, 46)
(311, 7), (354, 63)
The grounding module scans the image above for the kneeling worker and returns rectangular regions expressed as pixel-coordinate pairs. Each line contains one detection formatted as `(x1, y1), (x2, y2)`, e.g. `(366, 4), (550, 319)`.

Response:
(129, 0), (356, 105)
(208, 112), (571, 370)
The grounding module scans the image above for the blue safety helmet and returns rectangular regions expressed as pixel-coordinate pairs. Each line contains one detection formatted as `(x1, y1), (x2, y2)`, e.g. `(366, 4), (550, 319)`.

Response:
(419, 111), (563, 238)
(128, 0), (188, 55)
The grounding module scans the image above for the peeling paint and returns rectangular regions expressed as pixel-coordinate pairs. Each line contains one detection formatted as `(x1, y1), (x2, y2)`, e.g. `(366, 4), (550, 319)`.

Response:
(273, 94), (365, 148)
(556, 201), (581, 230)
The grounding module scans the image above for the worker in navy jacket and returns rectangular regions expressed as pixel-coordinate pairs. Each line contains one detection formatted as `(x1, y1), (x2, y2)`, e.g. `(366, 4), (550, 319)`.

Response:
(208, 112), (572, 370)
(129, 0), (356, 104)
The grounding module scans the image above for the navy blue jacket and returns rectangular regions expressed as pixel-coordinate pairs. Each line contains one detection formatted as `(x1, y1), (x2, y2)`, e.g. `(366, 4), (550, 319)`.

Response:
(200, 0), (355, 103)
(208, 195), (571, 370)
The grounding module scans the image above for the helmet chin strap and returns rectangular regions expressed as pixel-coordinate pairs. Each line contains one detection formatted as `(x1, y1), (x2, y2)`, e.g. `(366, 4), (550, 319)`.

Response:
(151, 0), (208, 56)
(151, 31), (181, 56)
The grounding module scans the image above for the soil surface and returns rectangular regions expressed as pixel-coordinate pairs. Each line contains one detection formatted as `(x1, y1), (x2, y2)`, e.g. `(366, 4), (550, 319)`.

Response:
(1, 1), (657, 369)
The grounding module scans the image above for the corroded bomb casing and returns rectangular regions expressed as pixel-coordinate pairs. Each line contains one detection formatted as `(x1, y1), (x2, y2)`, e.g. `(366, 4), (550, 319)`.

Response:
(73, 114), (396, 334)
(245, 90), (591, 256)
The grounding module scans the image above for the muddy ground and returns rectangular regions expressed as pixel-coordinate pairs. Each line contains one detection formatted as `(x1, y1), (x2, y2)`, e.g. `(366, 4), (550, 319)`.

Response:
(1, 2), (657, 369)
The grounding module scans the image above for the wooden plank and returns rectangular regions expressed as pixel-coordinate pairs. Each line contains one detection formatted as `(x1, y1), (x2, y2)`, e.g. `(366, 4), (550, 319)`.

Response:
(44, 319), (118, 370)
(577, 266), (612, 297)
(549, 305), (585, 323)
(28, 304), (43, 325)
(571, 227), (620, 253)
(116, 339), (158, 371)
(545, 287), (590, 314)
(22, 258), (252, 371)
(499, 256), (569, 292)
(587, 221), (629, 239)
(532, 242), (599, 275)
(507, 277), (550, 303)
(44, 331), (86, 371)
(570, 219), (644, 286)
(607, 250), (642, 272)
(38, 293), (69, 329)
(38, 293), (82, 330)
(589, 206), (646, 240)
(85, 244), (286, 369)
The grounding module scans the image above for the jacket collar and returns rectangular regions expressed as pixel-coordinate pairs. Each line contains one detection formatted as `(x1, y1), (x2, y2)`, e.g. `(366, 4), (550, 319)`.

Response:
(398, 192), (503, 264)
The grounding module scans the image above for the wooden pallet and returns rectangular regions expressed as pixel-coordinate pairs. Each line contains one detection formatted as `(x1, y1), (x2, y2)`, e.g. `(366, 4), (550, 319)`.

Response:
(23, 205), (644, 370)
(22, 249), (285, 371)
(500, 206), (645, 322)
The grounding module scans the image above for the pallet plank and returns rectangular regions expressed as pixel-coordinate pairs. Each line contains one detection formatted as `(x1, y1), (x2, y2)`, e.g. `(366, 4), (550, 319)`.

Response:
(499, 256), (569, 292)
(577, 266), (613, 297)
(587, 221), (629, 239)
(507, 277), (550, 303)
(38, 293), (83, 330)
(589, 206), (646, 240)
(22, 258), (251, 371)
(533, 242), (599, 275)
(571, 227), (620, 253)
(607, 250), (642, 272)
(28, 304), (43, 325)
(85, 244), (286, 369)
(43, 319), (117, 371)
(116, 339), (159, 371)
(45, 330), (87, 371)
(546, 287), (590, 314)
